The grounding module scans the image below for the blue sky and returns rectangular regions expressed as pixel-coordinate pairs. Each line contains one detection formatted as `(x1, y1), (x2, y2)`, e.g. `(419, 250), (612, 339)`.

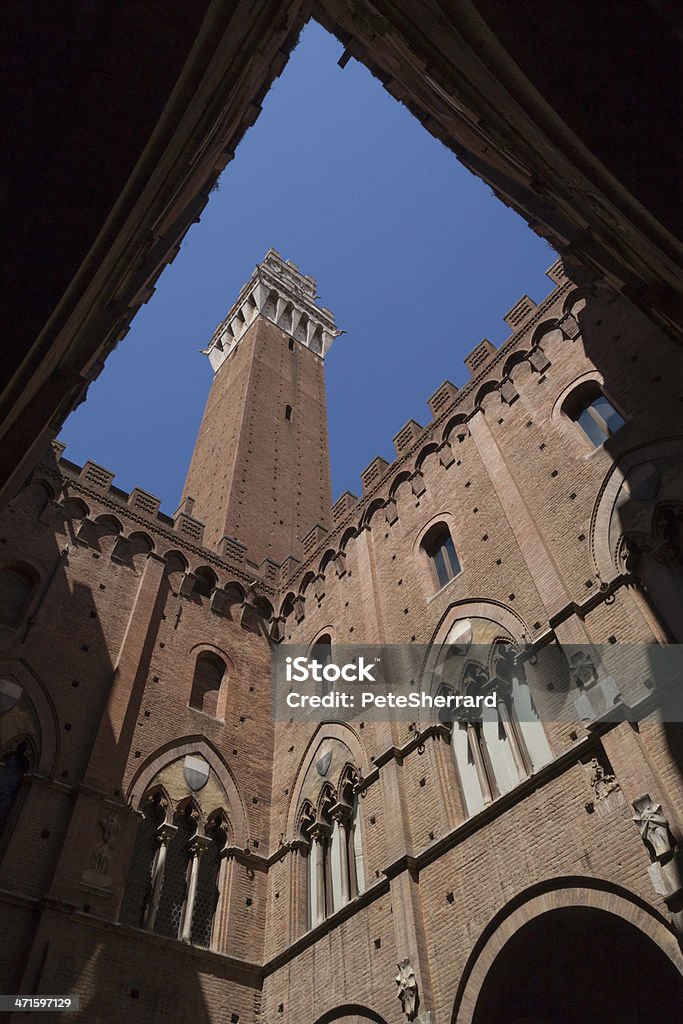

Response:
(59, 21), (556, 512)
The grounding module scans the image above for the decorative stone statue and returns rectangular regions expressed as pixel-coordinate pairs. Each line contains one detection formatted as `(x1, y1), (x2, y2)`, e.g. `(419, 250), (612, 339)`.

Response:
(632, 794), (683, 938)
(395, 958), (418, 1020)
(632, 794), (673, 859)
(587, 757), (619, 801)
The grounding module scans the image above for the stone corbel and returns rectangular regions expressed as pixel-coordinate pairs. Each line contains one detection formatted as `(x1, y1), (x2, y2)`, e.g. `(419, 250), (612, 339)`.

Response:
(385, 497), (399, 524)
(293, 596), (305, 624)
(411, 472), (426, 498)
(240, 603), (261, 633)
(438, 443), (455, 468)
(529, 348), (551, 373)
(313, 576), (326, 601)
(559, 312), (581, 340)
(334, 551), (347, 578)
(179, 572), (196, 597)
(499, 379), (519, 404)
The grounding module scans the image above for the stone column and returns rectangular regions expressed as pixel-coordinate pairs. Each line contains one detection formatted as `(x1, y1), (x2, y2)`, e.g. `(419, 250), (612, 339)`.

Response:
(144, 822), (176, 931)
(180, 835), (212, 943)
(310, 823), (330, 925)
(467, 721), (495, 804)
(287, 840), (310, 943)
(497, 699), (532, 777)
(331, 803), (351, 906)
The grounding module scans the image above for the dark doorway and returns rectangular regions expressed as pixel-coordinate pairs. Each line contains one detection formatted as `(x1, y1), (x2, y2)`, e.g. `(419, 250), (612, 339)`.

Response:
(473, 906), (683, 1024)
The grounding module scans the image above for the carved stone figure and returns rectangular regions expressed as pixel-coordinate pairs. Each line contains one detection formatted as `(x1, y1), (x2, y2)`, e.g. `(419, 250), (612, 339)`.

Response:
(587, 757), (619, 801)
(395, 958), (418, 1019)
(632, 794), (673, 859)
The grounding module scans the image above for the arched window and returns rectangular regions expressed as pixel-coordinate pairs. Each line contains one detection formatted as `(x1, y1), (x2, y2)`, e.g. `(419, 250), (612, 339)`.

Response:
(121, 783), (228, 948)
(564, 382), (624, 447)
(190, 813), (227, 947)
(120, 791), (167, 928)
(155, 806), (197, 940)
(0, 740), (33, 837)
(436, 619), (552, 817)
(298, 762), (364, 930)
(189, 653), (225, 716)
(311, 634), (332, 697)
(421, 523), (461, 590)
(0, 564), (37, 629)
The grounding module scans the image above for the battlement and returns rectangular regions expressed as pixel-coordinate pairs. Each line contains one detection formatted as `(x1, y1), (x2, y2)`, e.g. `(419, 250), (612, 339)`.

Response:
(42, 443), (289, 593)
(280, 258), (583, 590)
(203, 248), (343, 373)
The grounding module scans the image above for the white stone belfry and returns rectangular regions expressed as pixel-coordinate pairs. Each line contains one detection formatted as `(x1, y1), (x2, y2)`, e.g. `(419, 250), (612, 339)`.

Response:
(203, 248), (342, 372)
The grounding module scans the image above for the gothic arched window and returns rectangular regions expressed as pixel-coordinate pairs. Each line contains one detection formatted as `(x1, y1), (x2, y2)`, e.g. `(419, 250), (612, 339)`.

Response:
(0, 740), (33, 837)
(155, 806), (197, 940)
(0, 564), (38, 629)
(298, 761), (364, 930)
(121, 788), (228, 949)
(437, 619), (552, 817)
(189, 653), (226, 717)
(311, 633), (333, 697)
(564, 382), (624, 447)
(190, 813), (227, 948)
(421, 523), (461, 591)
(120, 792), (167, 929)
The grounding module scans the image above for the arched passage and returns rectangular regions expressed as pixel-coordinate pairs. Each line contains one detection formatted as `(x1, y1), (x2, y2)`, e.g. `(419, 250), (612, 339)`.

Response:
(314, 1007), (388, 1024)
(464, 905), (683, 1024)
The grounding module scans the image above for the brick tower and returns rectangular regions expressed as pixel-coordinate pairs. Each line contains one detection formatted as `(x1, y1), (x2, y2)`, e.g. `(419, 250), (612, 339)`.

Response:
(181, 249), (341, 565)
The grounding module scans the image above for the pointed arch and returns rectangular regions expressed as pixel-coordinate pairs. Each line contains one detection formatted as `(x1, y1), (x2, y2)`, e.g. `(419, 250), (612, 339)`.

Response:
(285, 723), (368, 837)
(0, 657), (59, 776)
(127, 736), (248, 847)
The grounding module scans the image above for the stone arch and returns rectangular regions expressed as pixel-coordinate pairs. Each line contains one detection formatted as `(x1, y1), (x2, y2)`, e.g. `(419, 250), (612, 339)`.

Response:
(93, 513), (123, 535)
(414, 442), (440, 472)
(429, 599), (529, 648)
(550, 368), (605, 426)
(61, 496), (90, 521)
(589, 438), (683, 583)
(474, 379), (501, 409)
(307, 625), (336, 654)
(451, 879), (683, 1024)
(361, 498), (386, 528)
(442, 413), (469, 444)
(127, 530), (154, 552)
(562, 286), (589, 316)
(318, 549), (337, 575)
(502, 349), (530, 379)
(0, 657), (59, 776)
(314, 1007), (389, 1024)
(127, 736), (247, 847)
(339, 527), (358, 551)
(388, 470), (412, 499)
(299, 570), (316, 595)
(531, 317), (560, 346)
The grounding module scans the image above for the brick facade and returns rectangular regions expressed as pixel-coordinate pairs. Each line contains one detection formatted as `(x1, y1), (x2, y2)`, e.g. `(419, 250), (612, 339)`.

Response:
(1, 252), (683, 1022)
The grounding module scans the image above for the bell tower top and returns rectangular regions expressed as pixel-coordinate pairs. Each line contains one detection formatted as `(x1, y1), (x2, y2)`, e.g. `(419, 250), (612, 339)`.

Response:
(183, 250), (338, 565)
(204, 248), (342, 373)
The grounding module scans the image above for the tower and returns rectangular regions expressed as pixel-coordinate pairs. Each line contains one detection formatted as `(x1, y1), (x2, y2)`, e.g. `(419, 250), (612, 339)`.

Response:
(181, 249), (341, 565)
